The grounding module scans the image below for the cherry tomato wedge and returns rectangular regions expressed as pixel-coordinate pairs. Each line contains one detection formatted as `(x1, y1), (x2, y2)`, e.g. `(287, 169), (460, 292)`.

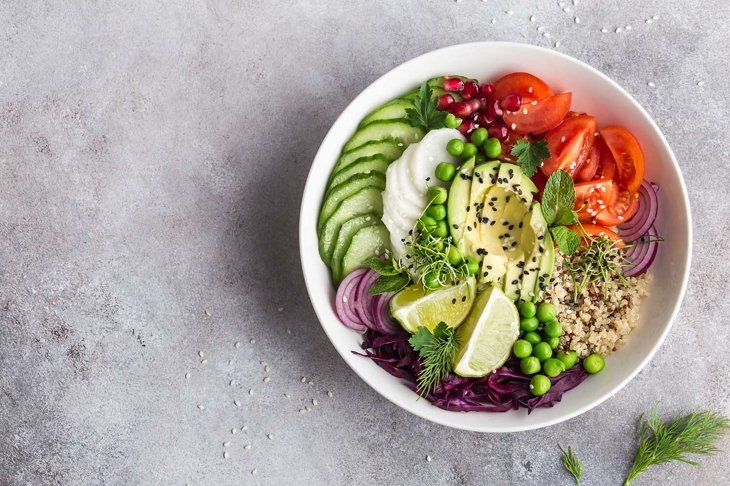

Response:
(568, 223), (625, 248)
(600, 126), (645, 193)
(576, 142), (600, 182)
(493, 72), (553, 103)
(574, 179), (618, 222)
(503, 92), (572, 135)
(541, 115), (597, 178)
(594, 185), (640, 226)
(598, 139), (617, 180)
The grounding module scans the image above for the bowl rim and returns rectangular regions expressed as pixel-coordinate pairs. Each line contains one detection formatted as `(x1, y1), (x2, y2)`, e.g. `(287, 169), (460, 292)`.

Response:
(298, 41), (692, 432)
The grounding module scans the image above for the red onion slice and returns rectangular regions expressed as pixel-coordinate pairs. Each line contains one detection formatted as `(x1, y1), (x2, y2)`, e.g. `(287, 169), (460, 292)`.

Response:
(623, 225), (658, 277)
(355, 270), (380, 325)
(334, 268), (368, 331)
(372, 293), (400, 334)
(619, 181), (658, 242)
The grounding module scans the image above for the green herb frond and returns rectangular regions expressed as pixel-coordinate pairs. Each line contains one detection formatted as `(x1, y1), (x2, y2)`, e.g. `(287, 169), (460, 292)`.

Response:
(559, 445), (584, 485)
(410, 322), (459, 396)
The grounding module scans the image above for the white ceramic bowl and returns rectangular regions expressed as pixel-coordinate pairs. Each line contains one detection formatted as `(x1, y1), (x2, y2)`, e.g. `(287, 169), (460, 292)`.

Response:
(299, 42), (691, 432)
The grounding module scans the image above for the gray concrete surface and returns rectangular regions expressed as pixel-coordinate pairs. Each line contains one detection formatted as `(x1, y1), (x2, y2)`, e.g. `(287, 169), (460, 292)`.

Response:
(1, 1), (728, 485)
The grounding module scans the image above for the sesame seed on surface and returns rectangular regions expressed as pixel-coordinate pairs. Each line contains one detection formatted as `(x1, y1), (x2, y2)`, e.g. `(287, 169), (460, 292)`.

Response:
(223, 451), (229, 459)
(198, 351), (204, 358)
(185, 372), (191, 380)
(648, 82), (655, 87)
(234, 341), (241, 348)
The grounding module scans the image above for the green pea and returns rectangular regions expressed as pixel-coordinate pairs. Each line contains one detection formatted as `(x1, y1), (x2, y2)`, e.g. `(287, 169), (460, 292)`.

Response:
(464, 257), (480, 275)
(512, 339), (533, 359)
(470, 127), (488, 146)
(483, 138), (502, 159)
(433, 239), (445, 252)
(426, 204), (447, 221)
(557, 350), (578, 370)
(543, 358), (565, 378)
(435, 162), (456, 182)
(423, 271), (440, 290)
(532, 342), (552, 362)
(583, 353), (605, 374)
(447, 246), (463, 266)
(530, 374), (552, 396)
(418, 215), (438, 232)
(427, 186), (448, 205)
(546, 336), (560, 350)
(444, 113), (462, 129)
(433, 220), (448, 238)
(536, 302), (557, 323)
(474, 153), (486, 165)
(446, 139), (465, 157)
(544, 320), (563, 338)
(461, 142), (478, 159)
(523, 331), (542, 346)
(520, 316), (539, 332)
(520, 356), (541, 375)
(518, 301), (537, 318)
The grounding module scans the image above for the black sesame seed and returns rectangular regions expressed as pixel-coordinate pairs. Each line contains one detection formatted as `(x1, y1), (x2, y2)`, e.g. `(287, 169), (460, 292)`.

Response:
(511, 279), (519, 285)
(486, 265), (493, 270)
(519, 222), (524, 229)
(467, 226), (472, 231)
(508, 224), (514, 230)
(517, 261), (525, 268)
(490, 220), (496, 226)
(466, 205), (471, 212)
(452, 224), (459, 229)
(461, 296), (466, 302)
(502, 221), (509, 226)
(426, 177), (431, 181)
(451, 298), (456, 305)
(511, 241), (518, 247)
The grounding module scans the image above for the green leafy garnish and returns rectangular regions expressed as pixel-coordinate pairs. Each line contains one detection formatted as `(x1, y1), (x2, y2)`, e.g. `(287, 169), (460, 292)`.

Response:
(540, 170), (581, 255)
(564, 233), (633, 299)
(559, 445), (584, 485)
(406, 82), (447, 131)
(408, 322), (459, 396)
(365, 257), (404, 277)
(511, 139), (550, 177)
(368, 273), (410, 295)
(624, 408), (730, 486)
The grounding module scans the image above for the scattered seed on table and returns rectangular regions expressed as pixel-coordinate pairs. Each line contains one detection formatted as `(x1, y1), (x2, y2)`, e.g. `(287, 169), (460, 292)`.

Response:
(277, 307), (284, 313)
(491, 18), (496, 24)
(234, 400), (241, 407)
(625, 25), (632, 30)
(327, 391), (333, 398)
(263, 377), (270, 383)
(200, 359), (207, 364)
(232, 428), (237, 435)
(286, 328), (291, 334)
(185, 372), (191, 380)
(615, 27), (622, 32)
(227, 359), (232, 365)
(249, 389), (254, 395)
(299, 408), (306, 414)
(249, 338), (256, 344)
(230, 379), (235, 386)
(563, 7), (570, 12)
(197, 404), (205, 410)
(306, 406), (312, 412)
(653, 15), (659, 19)
(426, 455), (432, 462)
(198, 351), (204, 358)
(264, 365), (270, 373)
(505, 10), (513, 15)
(234, 341), (241, 348)
(574, 16), (580, 23)
(308, 381), (314, 386)
(697, 81), (705, 86)
(205, 310), (211, 316)
(251, 469), (257, 476)
(555, 41), (561, 48)
(601, 28), (608, 32)
(301, 377), (306, 383)
(267, 433), (273, 440)
(529, 15), (535, 21)
(242, 425), (248, 431)
(223, 441), (230, 447)
(244, 444), (251, 450)
(223, 451), (229, 459)
(312, 399), (318, 406)
(284, 393), (290, 398)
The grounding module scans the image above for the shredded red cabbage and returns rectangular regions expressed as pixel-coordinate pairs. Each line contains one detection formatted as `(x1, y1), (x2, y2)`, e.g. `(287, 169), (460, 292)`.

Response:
(355, 329), (590, 414)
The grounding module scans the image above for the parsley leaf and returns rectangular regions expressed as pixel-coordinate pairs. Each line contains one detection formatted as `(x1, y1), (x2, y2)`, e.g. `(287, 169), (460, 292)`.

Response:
(408, 326), (434, 351)
(405, 82), (447, 131)
(511, 139), (550, 177)
(550, 225), (581, 255)
(541, 170), (576, 225)
(408, 322), (459, 396)
(368, 274), (410, 295)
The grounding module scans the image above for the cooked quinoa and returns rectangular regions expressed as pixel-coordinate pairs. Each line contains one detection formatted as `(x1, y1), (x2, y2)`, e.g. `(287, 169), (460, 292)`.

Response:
(544, 253), (651, 358)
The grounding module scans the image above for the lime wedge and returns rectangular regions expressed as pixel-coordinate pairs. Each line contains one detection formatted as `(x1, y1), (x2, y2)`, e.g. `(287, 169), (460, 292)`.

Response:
(453, 286), (520, 377)
(389, 277), (476, 333)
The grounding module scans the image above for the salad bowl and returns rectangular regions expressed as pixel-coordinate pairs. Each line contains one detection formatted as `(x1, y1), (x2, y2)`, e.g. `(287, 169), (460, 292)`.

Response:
(299, 42), (691, 432)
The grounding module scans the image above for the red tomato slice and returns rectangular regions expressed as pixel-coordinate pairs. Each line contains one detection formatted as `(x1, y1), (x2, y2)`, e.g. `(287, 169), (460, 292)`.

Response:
(576, 142), (600, 182)
(574, 179), (618, 222)
(594, 186), (640, 226)
(600, 126), (645, 194)
(597, 138), (617, 180)
(541, 115), (597, 178)
(493, 72), (553, 103)
(568, 223), (626, 248)
(503, 93), (572, 135)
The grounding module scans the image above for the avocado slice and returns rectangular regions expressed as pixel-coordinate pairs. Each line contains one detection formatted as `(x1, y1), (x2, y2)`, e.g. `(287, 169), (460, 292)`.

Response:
(495, 163), (536, 206)
(518, 202), (549, 301)
(447, 157), (475, 250)
(533, 230), (556, 302)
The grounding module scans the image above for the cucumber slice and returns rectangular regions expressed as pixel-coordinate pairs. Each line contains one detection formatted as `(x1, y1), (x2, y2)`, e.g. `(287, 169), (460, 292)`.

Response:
(329, 155), (390, 188)
(359, 98), (414, 128)
(333, 140), (404, 174)
(330, 214), (379, 283)
(341, 223), (390, 279)
(342, 120), (424, 153)
(318, 186), (384, 263)
(318, 173), (385, 231)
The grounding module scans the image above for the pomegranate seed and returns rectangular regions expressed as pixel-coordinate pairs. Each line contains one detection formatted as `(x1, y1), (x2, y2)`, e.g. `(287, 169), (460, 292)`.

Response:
(443, 77), (465, 92)
(500, 93), (522, 112)
(488, 123), (509, 140)
(438, 94), (455, 110)
(462, 80), (479, 99)
(485, 97), (503, 120)
(458, 119), (476, 135)
(451, 101), (475, 118)
(479, 83), (496, 96)
(467, 98), (481, 112)
(478, 111), (496, 126)
(477, 97), (490, 111)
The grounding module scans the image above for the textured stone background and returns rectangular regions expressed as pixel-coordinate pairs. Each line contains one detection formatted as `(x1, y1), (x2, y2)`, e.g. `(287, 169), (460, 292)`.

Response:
(1, 1), (728, 485)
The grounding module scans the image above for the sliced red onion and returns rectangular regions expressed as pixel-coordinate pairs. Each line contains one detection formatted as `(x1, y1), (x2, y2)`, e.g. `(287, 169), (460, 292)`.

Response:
(618, 180), (658, 242)
(354, 270), (380, 325)
(334, 268), (368, 331)
(623, 225), (658, 277)
(372, 293), (400, 334)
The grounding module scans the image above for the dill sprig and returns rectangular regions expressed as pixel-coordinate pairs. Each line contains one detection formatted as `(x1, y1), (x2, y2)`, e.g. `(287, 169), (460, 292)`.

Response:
(563, 235), (633, 299)
(624, 408), (730, 485)
(559, 445), (584, 485)
(408, 322), (459, 396)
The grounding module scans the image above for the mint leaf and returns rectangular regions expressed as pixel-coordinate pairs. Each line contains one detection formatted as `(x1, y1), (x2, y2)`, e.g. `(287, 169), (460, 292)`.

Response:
(406, 82), (447, 131)
(408, 326), (434, 351)
(368, 274), (410, 295)
(511, 139), (550, 177)
(554, 209), (579, 226)
(541, 170), (576, 225)
(550, 226), (581, 255)
(364, 257), (401, 276)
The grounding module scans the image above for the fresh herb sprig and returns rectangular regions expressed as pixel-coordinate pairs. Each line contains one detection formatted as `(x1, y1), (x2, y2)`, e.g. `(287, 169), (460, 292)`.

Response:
(406, 82), (447, 131)
(563, 233), (633, 299)
(365, 256), (411, 295)
(624, 408), (730, 485)
(409, 322), (459, 396)
(559, 445), (584, 485)
(511, 139), (551, 177)
(541, 170), (581, 255)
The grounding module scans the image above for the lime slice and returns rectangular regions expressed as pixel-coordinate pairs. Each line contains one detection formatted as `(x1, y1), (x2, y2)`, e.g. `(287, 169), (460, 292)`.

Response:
(389, 277), (476, 333)
(453, 286), (520, 377)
